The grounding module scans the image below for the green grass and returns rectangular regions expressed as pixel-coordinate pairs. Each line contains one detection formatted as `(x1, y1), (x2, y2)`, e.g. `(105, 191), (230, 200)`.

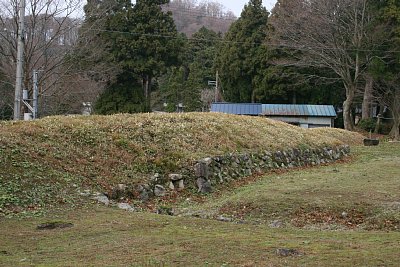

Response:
(1, 207), (399, 267)
(181, 143), (400, 231)
(1, 143), (399, 266)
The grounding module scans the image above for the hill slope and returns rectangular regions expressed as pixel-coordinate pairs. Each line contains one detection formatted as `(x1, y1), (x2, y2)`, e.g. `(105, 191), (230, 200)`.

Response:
(0, 113), (363, 215)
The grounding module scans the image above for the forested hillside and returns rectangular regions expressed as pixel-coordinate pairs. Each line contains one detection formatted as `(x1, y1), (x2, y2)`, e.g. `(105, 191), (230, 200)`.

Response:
(165, 0), (236, 36)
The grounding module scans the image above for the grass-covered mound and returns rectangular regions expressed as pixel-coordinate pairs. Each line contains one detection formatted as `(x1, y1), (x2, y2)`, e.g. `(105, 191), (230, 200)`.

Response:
(0, 113), (364, 215)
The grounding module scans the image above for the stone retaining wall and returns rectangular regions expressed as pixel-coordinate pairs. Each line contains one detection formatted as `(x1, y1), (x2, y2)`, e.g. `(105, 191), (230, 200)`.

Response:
(174, 145), (350, 193)
(108, 145), (351, 201)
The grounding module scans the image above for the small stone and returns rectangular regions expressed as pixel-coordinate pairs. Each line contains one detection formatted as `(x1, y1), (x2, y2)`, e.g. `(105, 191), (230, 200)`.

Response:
(79, 189), (91, 197)
(276, 248), (301, 257)
(117, 203), (135, 212)
(169, 174), (183, 181)
(269, 220), (283, 228)
(93, 194), (109, 206)
(168, 181), (175, 190)
(139, 190), (149, 202)
(150, 173), (160, 183)
(202, 157), (213, 165)
(117, 184), (127, 191)
(154, 185), (166, 197)
(341, 211), (348, 218)
(178, 179), (184, 189)
(216, 215), (232, 222)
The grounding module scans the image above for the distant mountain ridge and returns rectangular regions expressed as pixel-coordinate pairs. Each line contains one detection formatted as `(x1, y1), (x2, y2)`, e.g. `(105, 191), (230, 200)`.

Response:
(163, 0), (237, 36)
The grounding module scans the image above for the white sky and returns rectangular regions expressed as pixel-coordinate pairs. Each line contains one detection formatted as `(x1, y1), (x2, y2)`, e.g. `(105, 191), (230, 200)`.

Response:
(218, 0), (277, 16)
(73, 1), (278, 18)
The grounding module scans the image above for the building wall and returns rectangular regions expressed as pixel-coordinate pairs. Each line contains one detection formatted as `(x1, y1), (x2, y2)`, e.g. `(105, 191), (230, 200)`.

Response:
(264, 116), (333, 128)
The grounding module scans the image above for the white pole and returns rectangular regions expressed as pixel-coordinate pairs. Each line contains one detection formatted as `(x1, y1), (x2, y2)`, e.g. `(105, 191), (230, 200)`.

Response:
(33, 70), (38, 119)
(215, 70), (219, 103)
(13, 0), (26, 120)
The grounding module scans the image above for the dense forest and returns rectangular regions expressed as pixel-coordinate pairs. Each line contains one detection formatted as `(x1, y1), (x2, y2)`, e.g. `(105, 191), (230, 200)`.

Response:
(0, 0), (399, 139)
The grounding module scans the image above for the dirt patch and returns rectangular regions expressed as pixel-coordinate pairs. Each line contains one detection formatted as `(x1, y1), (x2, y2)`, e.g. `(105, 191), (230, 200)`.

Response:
(37, 221), (74, 230)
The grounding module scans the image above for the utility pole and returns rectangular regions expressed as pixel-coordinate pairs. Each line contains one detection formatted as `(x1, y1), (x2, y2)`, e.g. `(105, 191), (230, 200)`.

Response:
(32, 70), (38, 119)
(215, 70), (219, 103)
(14, 0), (26, 120)
(208, 71), (220, 103)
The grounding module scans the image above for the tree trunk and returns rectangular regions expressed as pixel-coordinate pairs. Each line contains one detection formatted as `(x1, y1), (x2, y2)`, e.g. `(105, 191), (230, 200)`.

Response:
(292, 91), (297, 104)
(142, 74), (151, 111)
(390, 117), (400, 140)
(251, 88), (256, 103)
(362, 75), (373, 119)
(343, 85), (355, 131)
(389, 90), (400, 140)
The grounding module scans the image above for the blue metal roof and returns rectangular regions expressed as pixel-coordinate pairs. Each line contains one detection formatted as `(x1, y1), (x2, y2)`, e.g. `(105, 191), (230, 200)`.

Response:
(211, 103), (262, 115)
(262, 104), (336, 117)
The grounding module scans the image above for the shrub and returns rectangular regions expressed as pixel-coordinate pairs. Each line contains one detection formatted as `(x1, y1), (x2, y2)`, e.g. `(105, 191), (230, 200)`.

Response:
(357, 118), (376, 132)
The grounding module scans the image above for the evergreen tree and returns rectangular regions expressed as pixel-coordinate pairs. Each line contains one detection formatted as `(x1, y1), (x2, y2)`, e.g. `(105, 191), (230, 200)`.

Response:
(95, 73), (146, 114)
(158, 27), (221, 111)
(216, 0), (269, 103)
(369, 0), (400, 139)
(184, 27), (221, 110)
(103, 0), (184, 110)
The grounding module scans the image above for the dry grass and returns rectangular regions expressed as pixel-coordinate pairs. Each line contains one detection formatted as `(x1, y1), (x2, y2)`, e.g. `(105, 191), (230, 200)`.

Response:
(311, 127), (366, 145)
(0, 126), (398, 266)
(1, 205), (400, 267)
(184, 142), (400, 231)
(0, 113), (364, 215)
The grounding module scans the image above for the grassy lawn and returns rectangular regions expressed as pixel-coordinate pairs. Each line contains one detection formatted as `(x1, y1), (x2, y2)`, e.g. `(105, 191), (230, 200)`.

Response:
(187, 143), (400, 231)
(1, 143), (399, 266)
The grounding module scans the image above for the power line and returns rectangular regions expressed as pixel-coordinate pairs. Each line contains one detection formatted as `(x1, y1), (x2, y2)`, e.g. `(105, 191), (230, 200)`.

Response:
(86, 28), (400, 54)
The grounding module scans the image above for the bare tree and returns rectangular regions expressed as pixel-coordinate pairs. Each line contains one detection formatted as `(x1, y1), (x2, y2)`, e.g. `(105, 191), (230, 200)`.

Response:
(373, 77), (400, 140)
(0, 0), (84, 117)
(270, 0), (374, 130)
(200, 88), (215, 111)
(165, 0), (235, 36)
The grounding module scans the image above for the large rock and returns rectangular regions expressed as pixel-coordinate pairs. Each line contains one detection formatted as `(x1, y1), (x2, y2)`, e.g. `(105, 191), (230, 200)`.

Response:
(93, 194), (110, 206)
(196, 177), (212, 194)
(194, 157), (213, 178)
(110, 184), (128, 200)
(137, 184), (152, 202)
(194, 162), (209, 178)
(154, 185), (166, 197)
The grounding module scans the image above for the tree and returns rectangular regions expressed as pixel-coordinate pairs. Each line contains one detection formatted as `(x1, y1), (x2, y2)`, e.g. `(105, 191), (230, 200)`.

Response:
(164, 0), (236, 36)
(0, 0), (82, 117)
(157, 26), (221, 111)
(95, 74), (146, 114)
(0, 69), (13, 119)
(271, 0), (374, 130)
(369, 0), (400, 139)
(184, 27), (221, 109)
(216, 0), (269, 103)
(103, 0), (184, 111)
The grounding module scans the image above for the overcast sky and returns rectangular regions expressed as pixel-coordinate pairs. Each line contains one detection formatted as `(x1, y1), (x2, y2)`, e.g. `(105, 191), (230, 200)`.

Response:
(218, 0), (277, 16)
(73, 1), (278, 18)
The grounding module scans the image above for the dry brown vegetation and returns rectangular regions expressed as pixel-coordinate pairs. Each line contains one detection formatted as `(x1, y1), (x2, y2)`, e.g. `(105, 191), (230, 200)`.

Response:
(0, 113), (364, 215)
(0, 113), (363, 179)
(1, 143), (399, 266)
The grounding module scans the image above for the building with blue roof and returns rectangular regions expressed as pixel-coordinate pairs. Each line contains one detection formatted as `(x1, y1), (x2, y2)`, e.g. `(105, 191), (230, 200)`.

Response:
(211, 103), (337, 128)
